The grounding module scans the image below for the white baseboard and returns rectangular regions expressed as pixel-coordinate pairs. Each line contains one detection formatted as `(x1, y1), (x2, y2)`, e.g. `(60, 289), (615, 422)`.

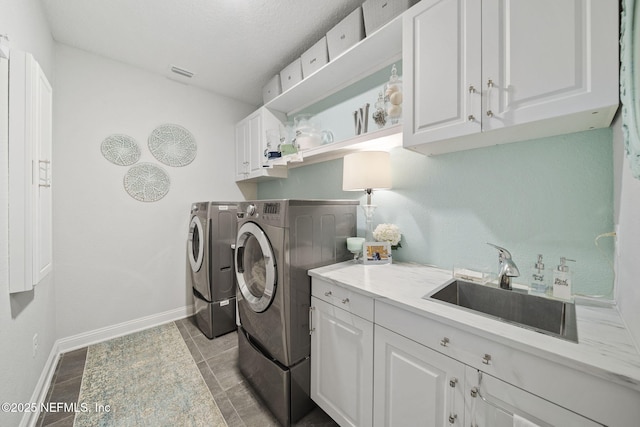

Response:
(56, 305), (194, 354)
(22, 304), (194, 427)
(20, 341), (61, 427)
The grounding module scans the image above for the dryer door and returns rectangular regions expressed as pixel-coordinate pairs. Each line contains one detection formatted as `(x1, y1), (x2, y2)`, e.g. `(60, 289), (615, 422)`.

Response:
(188, 215), (205, 272)
(235, 222), (276, 313)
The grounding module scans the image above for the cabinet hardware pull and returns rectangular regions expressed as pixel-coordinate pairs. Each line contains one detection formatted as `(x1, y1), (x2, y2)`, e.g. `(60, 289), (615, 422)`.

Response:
(324, 291), (332, 297)
(467, 84), (477, 123)
(448, 414), (457, 424)
(486, 79), (494, 117)
(470, 387), (478, 398)
(309, 306), (315, 335)
(341, 298), (349, 304)
(440, 337), (450, 347)
(482, 354), (492, 365)
(38, 160), (51, 188)
(449, 377), (457, 388)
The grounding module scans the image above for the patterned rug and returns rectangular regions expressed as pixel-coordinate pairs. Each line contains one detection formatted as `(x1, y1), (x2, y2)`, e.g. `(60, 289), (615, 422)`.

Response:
(74, 322), (227, 427)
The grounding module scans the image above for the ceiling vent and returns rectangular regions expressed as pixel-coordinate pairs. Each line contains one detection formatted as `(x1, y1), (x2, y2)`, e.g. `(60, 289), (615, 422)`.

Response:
(169, 65), (194, 78)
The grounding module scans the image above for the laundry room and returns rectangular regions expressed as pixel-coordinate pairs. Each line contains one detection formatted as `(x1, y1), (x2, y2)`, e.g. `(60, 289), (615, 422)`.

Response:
(2, 1), (640, 426)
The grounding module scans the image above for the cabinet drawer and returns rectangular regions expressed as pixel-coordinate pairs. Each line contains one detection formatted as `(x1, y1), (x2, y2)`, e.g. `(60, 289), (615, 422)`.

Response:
(312, 278), (373, 322)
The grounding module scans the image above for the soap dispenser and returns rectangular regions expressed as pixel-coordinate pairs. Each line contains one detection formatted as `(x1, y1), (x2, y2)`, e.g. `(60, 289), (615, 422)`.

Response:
(553, 257), (575, 300)
(529, 254), (548, 295)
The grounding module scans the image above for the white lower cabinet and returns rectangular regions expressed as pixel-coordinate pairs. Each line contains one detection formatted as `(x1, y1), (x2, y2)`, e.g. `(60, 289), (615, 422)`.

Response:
(310, 279), (623, 426)
(373, 325), (465, 427)
(310, 295), (374, 427)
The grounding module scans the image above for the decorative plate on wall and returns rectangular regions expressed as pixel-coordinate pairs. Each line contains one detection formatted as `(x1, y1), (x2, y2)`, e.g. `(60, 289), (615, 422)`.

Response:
(101, 134), (141, 166)
(148, 124), (197, 167)
(123, 163), (171, 202)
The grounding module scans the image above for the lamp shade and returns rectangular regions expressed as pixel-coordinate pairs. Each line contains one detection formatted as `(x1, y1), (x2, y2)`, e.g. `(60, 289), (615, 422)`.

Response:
(342, 151), (392, 191)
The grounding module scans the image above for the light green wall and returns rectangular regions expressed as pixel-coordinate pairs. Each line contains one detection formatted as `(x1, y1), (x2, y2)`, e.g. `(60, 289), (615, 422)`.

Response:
(259, 128), (615, 298)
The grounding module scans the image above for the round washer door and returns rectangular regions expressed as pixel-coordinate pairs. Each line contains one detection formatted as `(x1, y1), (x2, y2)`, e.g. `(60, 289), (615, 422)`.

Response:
(235, 222), (276, 313)
(188, 215), (204, 272)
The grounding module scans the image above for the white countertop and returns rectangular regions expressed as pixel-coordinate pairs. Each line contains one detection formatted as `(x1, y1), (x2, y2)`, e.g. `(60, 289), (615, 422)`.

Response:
(308, 261), (640, 392)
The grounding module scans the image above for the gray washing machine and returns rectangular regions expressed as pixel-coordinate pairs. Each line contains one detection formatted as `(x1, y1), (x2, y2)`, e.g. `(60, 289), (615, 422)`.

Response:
(234, 199), (357, 426)
(188, 201), (238, 339)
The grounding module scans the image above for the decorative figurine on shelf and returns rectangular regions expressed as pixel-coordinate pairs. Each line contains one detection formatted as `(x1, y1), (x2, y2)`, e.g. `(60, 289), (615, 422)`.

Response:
(384, 64), (403, 125)
(372, 91), (387, 129)
(354, 103), (370, 135)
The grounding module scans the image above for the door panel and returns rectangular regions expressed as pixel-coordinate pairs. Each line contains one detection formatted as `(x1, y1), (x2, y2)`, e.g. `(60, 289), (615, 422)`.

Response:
(374, 326), (465, 427)
(482, 0), (615, 129)
(311, 297), (374, 427)
(403, 0), (482, 146)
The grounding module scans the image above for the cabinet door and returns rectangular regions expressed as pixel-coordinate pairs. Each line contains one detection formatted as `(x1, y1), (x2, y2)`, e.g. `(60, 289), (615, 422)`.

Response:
(403, 0), (482, 147)
(248, 112), (263, 174)
(310, 296), (374, 427)
(465, 367), (602, 427)
(374, 325), (465, 427)
(33, 60), (53, 283)
(234, 120), (248, 181)
(8, 50), (53, 293)
(481, 0), (618, 131)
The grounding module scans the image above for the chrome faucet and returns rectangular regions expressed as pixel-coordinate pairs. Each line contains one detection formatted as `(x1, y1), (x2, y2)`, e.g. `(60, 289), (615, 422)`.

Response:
(487, 243), (520, 290)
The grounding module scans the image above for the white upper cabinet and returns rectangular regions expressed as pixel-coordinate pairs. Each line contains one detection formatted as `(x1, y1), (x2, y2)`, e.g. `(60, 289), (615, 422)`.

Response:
(234, 107), (287, 182)
(8, 49), (53, 293)
(403, 0), (619, 155)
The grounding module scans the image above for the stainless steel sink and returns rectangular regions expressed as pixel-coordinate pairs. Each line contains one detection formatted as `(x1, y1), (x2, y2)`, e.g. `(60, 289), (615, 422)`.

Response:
(425, 279), (578, 343)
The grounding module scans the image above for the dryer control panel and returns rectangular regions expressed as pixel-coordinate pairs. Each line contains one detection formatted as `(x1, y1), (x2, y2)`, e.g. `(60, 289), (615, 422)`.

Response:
(238, 201), (286, 227)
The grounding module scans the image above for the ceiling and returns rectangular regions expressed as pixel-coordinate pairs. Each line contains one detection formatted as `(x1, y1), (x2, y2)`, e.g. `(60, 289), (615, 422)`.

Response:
(41, 0), (364, 107)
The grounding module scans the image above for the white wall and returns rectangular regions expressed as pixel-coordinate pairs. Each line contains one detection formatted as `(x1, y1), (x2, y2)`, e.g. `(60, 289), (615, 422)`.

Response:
(0, 1), (57, 425)
(53, 45), (254, 339)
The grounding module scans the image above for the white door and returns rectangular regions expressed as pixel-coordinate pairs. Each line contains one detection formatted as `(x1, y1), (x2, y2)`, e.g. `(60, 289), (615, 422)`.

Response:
(310, 296), (374, 427)
(374, 325), (466, 427)
(403, 0), (482, 147)
(235, 221), (277, 313)
(481, 0), (618, 131)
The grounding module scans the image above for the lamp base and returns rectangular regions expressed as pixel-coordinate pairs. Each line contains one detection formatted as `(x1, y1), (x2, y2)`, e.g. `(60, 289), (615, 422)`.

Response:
(361, 204), (377, 241)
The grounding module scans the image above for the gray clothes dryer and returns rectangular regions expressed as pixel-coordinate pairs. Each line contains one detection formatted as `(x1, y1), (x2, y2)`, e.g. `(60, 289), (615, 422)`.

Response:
(234, 199), (357, 426)
(188, 201), (238, 339)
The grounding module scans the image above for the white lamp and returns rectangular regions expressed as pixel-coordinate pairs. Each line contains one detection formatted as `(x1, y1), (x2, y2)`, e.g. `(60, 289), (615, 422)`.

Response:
(342, 151), (392, 241)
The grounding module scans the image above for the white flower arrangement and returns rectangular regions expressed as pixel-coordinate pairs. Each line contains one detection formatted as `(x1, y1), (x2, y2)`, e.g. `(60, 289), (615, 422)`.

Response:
(373, 223), (402, 249)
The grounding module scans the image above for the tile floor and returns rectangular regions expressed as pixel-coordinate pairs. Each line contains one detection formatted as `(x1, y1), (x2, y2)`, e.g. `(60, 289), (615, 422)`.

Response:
(37, 317), (338, 427)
